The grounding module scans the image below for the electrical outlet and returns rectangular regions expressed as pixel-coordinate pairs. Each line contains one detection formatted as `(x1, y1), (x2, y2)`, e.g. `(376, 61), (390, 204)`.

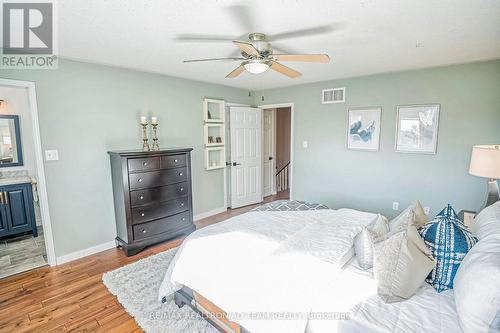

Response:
(303, 141), (308, 148)
(424, 206), (431, 215)
(45, 149), (59, 161)
(392, 202), (399, 210)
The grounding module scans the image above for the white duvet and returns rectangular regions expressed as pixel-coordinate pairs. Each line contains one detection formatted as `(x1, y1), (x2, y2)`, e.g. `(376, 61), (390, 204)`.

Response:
(158, 208), (378, 333)
(307, 258), (462, 333)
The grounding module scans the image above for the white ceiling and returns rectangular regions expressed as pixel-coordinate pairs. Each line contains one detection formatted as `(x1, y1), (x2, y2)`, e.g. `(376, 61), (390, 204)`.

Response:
(59, 0), (500, 90)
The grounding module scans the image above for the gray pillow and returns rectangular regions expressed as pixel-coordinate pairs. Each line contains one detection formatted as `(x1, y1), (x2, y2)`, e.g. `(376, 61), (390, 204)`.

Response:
(373, 224), (435, 303)
(354, 214), (389, 269)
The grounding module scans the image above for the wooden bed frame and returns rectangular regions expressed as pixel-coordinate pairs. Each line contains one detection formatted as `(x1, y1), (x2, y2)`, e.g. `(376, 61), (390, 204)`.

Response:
(174, 287), (249, 333)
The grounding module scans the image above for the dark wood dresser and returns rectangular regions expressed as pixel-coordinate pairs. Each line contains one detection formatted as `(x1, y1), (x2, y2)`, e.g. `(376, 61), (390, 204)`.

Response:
(108, 148), (195, 256)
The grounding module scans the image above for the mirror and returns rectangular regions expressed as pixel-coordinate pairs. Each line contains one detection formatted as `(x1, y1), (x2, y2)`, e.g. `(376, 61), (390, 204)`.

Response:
(0, 115), (23, 167)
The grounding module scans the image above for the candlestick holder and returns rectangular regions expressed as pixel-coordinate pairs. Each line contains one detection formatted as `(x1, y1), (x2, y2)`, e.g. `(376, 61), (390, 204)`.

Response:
(141, 122), (150, 151)
(151, 123), (159, 151)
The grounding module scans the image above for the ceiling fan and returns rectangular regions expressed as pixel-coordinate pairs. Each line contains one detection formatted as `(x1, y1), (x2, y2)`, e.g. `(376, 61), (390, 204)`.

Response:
(183, 32), (330, 79)
(183, 31), (331, 79)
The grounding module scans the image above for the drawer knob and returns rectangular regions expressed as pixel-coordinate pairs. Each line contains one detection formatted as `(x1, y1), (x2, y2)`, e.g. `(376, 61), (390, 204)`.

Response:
(138, 178), (143, 182)
(182, 217), (186, 221)
(143, 162), (148, 166)
(179, 172), (183, 176)
(140, 195), (144, 200)
(141, 213), (145, 217)
(174, 159), (178, 163)
(142, 229), (147, 233)
(180, 203), (185, 207)
(180, 187), (184, 192)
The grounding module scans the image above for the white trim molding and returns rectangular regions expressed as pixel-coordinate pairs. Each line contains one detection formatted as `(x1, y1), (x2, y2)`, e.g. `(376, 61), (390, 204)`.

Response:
(194, 206), (227, 221)
(56, 240), (116, 265)
(0, 78), (57, 266)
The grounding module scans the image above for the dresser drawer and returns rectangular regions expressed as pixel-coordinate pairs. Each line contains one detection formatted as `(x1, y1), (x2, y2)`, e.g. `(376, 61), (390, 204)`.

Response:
(132, 197), (188, 224)
(133, 211), (191, 241)
(130, 182), (188, 207)
(128, 157), (160, 172)
(129, 167), (187, 190)
(161, 154), (186, 169)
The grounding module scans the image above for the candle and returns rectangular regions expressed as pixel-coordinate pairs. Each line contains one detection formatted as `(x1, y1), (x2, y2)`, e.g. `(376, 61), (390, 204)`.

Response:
(151, 116), (158, 125)
(140, 116), (147, 125)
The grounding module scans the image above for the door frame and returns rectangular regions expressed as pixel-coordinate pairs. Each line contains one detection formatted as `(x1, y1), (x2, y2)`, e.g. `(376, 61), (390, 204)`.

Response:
(0, 78), (57, 266)
(258, 102), (294, 200)
(262, 108), (276, 197)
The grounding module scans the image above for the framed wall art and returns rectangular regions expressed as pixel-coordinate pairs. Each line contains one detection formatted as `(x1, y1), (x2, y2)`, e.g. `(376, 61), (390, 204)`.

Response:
(396, 104), (440, 154)
(347, 107), (382, 151)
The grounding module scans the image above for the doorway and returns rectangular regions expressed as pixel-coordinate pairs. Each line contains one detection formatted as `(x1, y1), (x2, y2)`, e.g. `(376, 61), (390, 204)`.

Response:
(0, 79), (55, 278)
(225, 103), (293, 209)
(263, 106), (292, 200)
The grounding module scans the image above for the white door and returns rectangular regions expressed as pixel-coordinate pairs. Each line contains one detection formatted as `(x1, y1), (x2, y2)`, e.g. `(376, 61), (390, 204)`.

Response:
(230, 107), (263, 208)
(263, 109), (276, 197)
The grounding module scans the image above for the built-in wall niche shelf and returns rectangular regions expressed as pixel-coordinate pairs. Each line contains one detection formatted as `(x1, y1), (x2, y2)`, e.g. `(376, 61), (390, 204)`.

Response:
(204, 124), (225, 147)
(203, 98), (225, 123)
(205, 147), (225, 170)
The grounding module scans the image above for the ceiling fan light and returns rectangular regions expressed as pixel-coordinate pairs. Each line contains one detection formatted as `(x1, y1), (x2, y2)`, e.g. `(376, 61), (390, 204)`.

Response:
(243, 60), (269, 74)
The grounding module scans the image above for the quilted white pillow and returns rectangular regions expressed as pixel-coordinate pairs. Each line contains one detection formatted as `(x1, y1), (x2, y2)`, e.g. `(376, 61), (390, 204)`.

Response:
(389, 200), (428, 233)
(354, 214), (389, 269)
(373, 224), (435, 303)
(454, 234), (500, 333)
(471, 201), (500, 240)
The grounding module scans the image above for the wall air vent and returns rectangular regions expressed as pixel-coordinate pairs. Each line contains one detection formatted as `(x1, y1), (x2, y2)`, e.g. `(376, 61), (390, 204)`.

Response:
(322, 87), (345, 104)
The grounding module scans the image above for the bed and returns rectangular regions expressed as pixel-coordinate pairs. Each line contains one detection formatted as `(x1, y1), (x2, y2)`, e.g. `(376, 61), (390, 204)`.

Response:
(158, 202), (463, 333)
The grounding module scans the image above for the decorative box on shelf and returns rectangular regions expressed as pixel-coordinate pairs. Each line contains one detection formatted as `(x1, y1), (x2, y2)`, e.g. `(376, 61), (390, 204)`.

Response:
(205, 147), (225, 170)
(204, 123), (225, 147)
(203, 98), (225, 123)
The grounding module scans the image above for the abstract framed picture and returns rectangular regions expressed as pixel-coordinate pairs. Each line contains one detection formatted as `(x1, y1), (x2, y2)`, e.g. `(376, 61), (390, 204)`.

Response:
(396, 104), (440, 154)
(347, 107), (381, 151)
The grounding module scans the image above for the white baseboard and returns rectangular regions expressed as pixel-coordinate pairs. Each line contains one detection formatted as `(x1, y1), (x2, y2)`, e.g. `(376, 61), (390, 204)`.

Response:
(56, 240), (116, 265)
(194, 206), (227, 221)
(56, 208), (227, 265)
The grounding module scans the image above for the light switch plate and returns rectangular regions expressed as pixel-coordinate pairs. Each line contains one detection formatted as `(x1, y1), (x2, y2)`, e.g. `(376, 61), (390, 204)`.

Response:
(392, 202), (399, 210)
(424, 206), (431, 215)
(45, 150), (59, 161)
(302, 141), (308, 148)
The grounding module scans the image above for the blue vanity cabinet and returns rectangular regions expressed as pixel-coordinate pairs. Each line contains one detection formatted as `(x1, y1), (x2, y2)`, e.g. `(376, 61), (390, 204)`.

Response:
(0, 183), (37, 238)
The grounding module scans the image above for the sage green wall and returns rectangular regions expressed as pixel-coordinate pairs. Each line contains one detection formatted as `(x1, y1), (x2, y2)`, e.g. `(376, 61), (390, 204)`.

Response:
(1, 59), (252, 258)
(256, 60), (500, 217)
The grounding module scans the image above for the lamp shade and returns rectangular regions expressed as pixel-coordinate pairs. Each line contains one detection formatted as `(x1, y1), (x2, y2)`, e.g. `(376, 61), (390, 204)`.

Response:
(469, 145), (500, 179)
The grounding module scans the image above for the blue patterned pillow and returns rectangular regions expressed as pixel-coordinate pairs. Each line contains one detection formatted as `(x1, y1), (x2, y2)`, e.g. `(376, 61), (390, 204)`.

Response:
(419, 204), (478, 292)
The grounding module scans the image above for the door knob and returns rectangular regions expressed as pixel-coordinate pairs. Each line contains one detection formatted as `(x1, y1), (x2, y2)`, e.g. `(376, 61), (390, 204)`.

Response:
(268, 156), (273, 160)
(232, 162), (241, 166)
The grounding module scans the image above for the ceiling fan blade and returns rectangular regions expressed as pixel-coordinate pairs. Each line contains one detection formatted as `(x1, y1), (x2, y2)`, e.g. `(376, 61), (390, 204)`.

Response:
(184, 57), (244, 63)
(175, 34), (236, 42)
(270, 61), (302, 78)
(274, 54), (330, 63)
(232, 41), (260, 57)
(271, 23), (343, 41)
(226, 65), (245, 78)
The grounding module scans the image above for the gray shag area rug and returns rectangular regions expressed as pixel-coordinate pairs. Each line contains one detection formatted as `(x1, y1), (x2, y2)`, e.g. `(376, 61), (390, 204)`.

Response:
(102, 248), (218, 333)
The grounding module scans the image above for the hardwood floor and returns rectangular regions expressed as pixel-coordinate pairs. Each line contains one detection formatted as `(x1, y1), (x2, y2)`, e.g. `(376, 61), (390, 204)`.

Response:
(0, 191), (289, 332)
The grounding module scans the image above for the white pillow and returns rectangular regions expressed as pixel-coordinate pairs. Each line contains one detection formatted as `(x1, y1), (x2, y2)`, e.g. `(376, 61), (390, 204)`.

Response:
(454, 234), (500, 333)
(354, 214), (389, 269)
(373, 224), (435, 303)
(389, 200), (428, 233)
(471, 201), (500, 240)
